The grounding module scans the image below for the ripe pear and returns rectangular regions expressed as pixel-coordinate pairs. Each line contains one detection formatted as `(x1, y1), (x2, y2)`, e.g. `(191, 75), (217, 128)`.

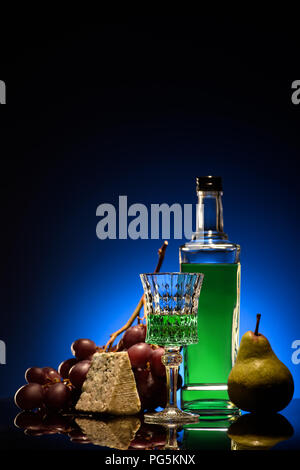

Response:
(228, 413), (294, 450)
(228, 314), (294, 413)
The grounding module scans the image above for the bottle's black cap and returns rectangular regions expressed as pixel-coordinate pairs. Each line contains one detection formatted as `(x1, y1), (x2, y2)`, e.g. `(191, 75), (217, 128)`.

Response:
(196, 176), (223, 191)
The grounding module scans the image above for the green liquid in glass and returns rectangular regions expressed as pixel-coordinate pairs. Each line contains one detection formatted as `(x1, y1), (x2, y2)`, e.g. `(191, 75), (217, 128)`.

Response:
(180, 263), (240, 413)
(146, 313), (198, 346)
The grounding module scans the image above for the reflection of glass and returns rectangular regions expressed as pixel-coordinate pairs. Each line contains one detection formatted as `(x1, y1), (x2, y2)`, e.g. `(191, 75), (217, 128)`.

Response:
(140, 272), (204, 424)
(161, 424), (180, 450)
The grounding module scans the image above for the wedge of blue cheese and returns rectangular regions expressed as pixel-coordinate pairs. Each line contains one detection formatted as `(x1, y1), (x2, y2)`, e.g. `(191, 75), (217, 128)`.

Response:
(75, 352), (141, 415)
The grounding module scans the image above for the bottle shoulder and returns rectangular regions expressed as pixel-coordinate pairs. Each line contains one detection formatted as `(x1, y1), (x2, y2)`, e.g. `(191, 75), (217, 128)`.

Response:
(180, 240), (240, 264)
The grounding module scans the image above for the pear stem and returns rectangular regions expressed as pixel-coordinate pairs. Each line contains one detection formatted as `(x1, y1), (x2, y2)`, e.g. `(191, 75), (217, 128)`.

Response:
(254, 313), (261, 336)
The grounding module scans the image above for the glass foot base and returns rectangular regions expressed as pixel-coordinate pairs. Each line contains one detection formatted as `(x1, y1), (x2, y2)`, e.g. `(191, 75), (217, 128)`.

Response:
(144, 407), (199, 424)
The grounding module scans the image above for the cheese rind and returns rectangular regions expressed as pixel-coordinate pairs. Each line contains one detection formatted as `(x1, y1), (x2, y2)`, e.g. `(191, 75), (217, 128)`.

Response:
(75, 352), (141, 415)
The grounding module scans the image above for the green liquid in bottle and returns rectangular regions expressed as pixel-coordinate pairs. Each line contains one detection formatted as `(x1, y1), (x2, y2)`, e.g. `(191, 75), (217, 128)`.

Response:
(180, 263), (240, 414)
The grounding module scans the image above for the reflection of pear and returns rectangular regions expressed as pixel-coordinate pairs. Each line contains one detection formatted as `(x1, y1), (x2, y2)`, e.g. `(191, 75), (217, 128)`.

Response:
(228, 413), (294, 450)
(228, 314), (294, 413)
(75, 415), (141, 450)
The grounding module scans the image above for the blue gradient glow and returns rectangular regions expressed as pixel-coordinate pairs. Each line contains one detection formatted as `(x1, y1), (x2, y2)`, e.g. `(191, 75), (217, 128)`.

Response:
(2, 118), (300, 401)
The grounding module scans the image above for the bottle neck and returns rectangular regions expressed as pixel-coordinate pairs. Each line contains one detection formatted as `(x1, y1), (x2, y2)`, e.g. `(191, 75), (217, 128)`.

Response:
(193, 191), (228, 241)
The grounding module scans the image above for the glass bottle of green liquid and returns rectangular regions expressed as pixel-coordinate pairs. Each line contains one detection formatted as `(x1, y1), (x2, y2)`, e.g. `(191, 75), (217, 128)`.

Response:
(180, 176), (241, 415)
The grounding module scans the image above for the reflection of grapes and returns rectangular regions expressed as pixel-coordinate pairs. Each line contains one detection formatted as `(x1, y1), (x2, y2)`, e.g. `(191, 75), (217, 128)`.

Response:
(14, 410), (44, 430)
(68, 429), (92, 444)
(14, 408), (166, 449)
(42, 413), (71, 433)
(129, 421), (166, 450)
(177, 373), (183, 390)
(14, 409), (91, 441)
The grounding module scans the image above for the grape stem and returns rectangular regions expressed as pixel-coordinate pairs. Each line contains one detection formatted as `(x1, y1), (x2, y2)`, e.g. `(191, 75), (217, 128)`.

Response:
(104, 241), (168, 351)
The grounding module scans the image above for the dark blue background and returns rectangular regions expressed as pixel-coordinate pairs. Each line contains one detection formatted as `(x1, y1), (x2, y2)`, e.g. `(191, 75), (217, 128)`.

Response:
(1, 21), (299, 399)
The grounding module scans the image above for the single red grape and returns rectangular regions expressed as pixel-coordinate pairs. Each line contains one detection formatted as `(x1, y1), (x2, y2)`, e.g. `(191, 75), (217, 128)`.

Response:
(134, 368), (151, 397)
(14, 383), (44, 410)
(43, 382), (71, 410)
(58, 358), (78, 379)
(127, 342), (152, 368)
(134, 368), (165, 410)
(122, 325), (146, 349)
(42, 367), (62, 382)
(69, 360), (91, 389)
(25, 367), (48, 385)
(149, 347), (165, 377)
(71, 339), (97, 360)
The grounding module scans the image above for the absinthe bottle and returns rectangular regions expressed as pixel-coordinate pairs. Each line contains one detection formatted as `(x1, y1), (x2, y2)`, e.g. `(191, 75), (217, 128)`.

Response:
(180, 176), (241, 415)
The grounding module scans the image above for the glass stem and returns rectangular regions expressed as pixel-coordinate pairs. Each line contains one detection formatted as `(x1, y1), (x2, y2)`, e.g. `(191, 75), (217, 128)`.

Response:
(162, 347), (182, 409)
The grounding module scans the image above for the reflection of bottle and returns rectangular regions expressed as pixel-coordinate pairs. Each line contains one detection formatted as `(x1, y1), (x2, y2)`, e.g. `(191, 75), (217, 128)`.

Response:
(182, 416), (237, 450)
(180, 176), (241, 415)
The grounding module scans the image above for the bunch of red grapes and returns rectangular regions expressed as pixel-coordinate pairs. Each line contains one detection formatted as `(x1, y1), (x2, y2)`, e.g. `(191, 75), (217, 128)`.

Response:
(14, 338), (97, 413)
(14, 324), (182, 415)
(118, 324), (182, 410)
